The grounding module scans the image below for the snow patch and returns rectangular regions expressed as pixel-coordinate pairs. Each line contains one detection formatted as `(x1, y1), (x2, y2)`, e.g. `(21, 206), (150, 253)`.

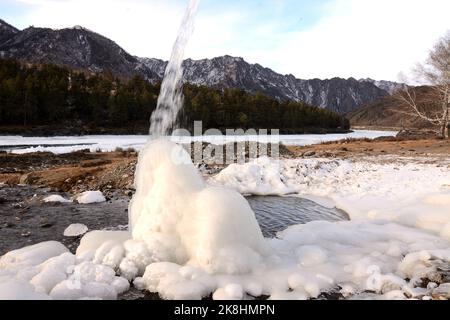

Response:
(76, 191), (106, 204)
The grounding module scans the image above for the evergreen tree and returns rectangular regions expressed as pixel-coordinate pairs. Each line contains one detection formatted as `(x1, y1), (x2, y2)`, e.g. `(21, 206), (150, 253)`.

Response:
(0, 58), (350, 133)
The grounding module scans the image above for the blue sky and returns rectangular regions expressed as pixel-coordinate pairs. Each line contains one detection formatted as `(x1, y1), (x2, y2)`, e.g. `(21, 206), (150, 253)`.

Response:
(1, 0), (330, 31)
(1, 0), (449, 82)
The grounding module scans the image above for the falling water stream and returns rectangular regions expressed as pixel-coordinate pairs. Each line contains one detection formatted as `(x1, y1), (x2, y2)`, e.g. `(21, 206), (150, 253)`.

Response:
(149, 0), (200, 137)
(145, 0), (348, 238)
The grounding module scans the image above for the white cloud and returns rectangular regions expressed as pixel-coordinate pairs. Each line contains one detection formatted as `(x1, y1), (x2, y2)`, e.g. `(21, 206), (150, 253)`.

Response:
(11, 0), (450, 82)
(16, 0), (187, 58)
(257, 0), (450, 81)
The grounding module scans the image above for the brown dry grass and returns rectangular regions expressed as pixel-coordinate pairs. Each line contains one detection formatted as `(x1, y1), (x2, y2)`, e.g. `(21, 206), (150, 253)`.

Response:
(1, 137), (449, 193)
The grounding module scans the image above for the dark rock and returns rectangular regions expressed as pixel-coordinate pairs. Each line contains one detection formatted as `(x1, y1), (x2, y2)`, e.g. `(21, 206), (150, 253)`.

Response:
(39, 222), (53, 228)
(303, 151), (316, 157)
(19, 173), (37, 185)
(1, 222), (15, 228)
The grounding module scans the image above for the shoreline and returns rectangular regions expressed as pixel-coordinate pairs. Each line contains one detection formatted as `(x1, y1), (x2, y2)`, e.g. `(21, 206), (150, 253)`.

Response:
(0, 125), (353, 137)
(1, 137), (448, 192)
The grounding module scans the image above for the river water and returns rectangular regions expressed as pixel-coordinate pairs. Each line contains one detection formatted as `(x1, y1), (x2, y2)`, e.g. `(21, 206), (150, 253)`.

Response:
(0, 185), (348, 255)
(0, 130), (397, 154)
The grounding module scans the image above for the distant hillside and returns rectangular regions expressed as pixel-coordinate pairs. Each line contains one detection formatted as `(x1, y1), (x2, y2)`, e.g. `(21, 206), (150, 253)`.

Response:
(347, 86), (438, 130)
(139, 56), (391, 114)
(0, 18), (405, 114)
(0, 58), (349, 135)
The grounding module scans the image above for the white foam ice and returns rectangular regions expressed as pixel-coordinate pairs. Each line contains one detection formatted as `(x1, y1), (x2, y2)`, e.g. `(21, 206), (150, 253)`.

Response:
(211, 156), (450, 240)
(1, 141), (449, 300)
(129, 140), (266, 275)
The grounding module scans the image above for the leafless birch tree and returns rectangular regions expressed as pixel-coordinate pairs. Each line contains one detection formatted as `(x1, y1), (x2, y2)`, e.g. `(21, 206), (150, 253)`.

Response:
(397, 32), (450, 138)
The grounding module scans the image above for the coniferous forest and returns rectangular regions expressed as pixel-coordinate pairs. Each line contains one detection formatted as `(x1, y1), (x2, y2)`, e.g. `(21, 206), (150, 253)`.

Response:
(0, 59), (350, 134)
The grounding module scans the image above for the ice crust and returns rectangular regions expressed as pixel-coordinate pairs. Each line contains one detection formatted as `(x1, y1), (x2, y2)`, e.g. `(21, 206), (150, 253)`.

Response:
(1, 141), (449, 300)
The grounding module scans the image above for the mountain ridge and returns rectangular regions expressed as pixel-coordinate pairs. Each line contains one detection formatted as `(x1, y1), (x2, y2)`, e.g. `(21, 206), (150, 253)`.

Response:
(0, 19), (19, 45)
(0, 19), (404, 114)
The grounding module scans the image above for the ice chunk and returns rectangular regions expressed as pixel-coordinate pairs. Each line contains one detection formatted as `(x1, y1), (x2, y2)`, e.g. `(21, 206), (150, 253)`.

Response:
(30, 252), (76, 293)
(43, 195), (72, 203)
(0, 241), (69, 270)
(31, 268), (67, 294)
(111, 277), (130, 294)
(64, 224), (88, 237)
(76, 191), (106, 204)
(76, 231), (131, 256)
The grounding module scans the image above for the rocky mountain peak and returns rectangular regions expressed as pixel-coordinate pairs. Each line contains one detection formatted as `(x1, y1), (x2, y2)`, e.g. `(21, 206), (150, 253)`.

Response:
(0, 18), (19, 45)
(0, 22), (138, 76)
(0, 18), (403, 114)
(359, 78), (407, 95)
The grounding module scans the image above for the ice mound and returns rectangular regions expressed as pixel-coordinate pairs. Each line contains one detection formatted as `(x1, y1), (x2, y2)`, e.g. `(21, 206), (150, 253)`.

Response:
(0, 242), (68, 271)
(76, 191), (106, 204)
(0, 241), (129, 300)
(64, 224), (89, 237)
(43, 195), (72, 203)
(212, 157), (295, 196)
(129, 139), (266, 274)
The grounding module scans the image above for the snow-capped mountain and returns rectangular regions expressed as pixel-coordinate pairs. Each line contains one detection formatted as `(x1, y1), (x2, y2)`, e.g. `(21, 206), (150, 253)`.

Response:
(0, 19), (403, 113)
(359, 78), (407, 95)
(136, 56), (391, 113)
(0, 24), (159, 80)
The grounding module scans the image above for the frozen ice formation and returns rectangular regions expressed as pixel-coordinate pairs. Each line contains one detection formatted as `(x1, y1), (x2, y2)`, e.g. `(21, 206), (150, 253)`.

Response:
(1, 141), (450, 300)
(63, 224), (89, 237)
(129, 140), (266, 274)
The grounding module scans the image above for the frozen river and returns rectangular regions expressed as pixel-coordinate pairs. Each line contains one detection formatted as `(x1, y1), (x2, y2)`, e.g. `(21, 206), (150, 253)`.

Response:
(0, 130), (397, 154)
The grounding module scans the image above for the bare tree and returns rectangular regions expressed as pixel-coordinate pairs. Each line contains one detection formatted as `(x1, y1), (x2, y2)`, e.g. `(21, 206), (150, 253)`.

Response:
(397, 31), (450, 138)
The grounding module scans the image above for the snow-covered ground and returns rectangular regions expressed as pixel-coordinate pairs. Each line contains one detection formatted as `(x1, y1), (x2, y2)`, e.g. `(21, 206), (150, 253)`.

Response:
(211, 157), (450, 239)
(0, 130), (396, 154)
(1, 140), (449, 300)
